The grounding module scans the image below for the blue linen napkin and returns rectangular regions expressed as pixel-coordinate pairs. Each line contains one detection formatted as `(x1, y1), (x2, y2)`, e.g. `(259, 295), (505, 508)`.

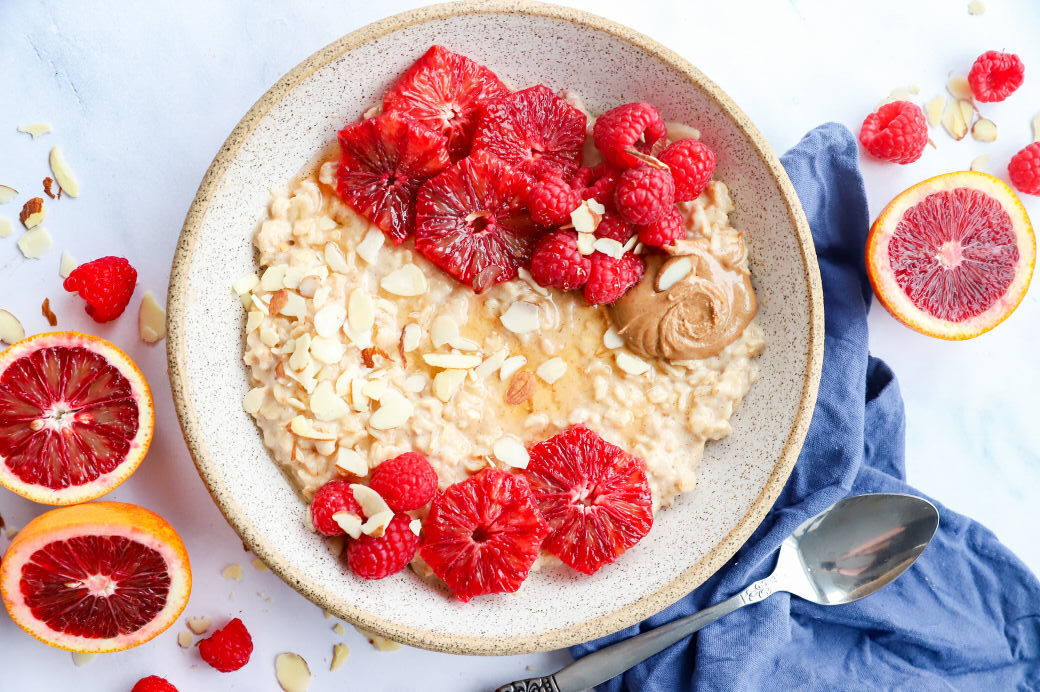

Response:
(570, 123), (1040, 691)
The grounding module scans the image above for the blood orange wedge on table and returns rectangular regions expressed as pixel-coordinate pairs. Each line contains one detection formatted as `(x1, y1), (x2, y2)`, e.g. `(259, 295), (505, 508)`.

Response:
(0, 502), (191, 652)
(866, 171), (1035, 339)
(0, 331), (154, 504)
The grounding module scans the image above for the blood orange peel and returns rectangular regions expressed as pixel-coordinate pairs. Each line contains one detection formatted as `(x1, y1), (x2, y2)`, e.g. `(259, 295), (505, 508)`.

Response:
(0, 331), (154, 505)
(866, 171), (1035, 339)
(0, 501), (191, 653)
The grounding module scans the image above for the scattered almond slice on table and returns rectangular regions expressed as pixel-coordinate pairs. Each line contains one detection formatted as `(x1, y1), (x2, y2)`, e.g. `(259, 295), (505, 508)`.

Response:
(330, 643), (350, 671)
(187, 615), (212, 635)
(19, 197), (45, 229)
(971, 118), (997, 142)
(0, 185), (17, 205)
(925, 96), (945, 128)
(222, 564), (243, 581)
(970, 154), (990, 171)
(968, 0), (985, 14)
(70, 652), (96, 667)
(17, 227), (52, 259)
(947, 75), (974, 101)
(138, 291), (167, 343)
(177, 630), (194, 648)
(1032, 113), (1040, 142)
(275, 652), (312, 692)
(17, 123), (52, 138)
(0, 217), (12, 238)
(49, 147), (79, 197)
(59, 251), (78, 278)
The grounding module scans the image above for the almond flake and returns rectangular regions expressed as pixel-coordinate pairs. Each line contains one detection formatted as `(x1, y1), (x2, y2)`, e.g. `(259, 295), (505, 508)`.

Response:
(587, 198), (606, 215)
(576, 231), (596, 255)
(941, 97), (969, 140)
(290, 415), (336, 441)
(970, 154), (990, 172)
(289, 334), (312, 372)
(0, 310), (26, 345)
(448, 336), (480, 351)
(500, 301), (540, 334)
(17, 227), (52, 258)
(603, 326), (625, 349)
(536, 357), (567, 384)
(242, 387), (265, 415)
(349, 484), (391, 517)
(947, 75), (974, 101)
(261, 265), (288, 291)
(187, 616), (212, 635)
(0, 217), (11, 237)
(0, 186), (15, 205)
(314, 304), (347, 338)
(633, 242), (646, 254)
(332, 511), (363, 539)
(368, 392), (413, 430)
(594, 237), (625, 259)
(349, 378), (369, 411)
(310, 335), (346, 364)
(232, 273), (258, 295)
(361, 376), (387, 400)
(971, 118), (997, 142)
(968, 0), (985, 15)
(177, 630), (193, 648)
(356, 227), (384, 263)
(287, 396), (308, 411)
(493, 437), (530, 469)
(138, 291), (166, 343)
(959, 99), (976, 127)
(432, 369), (467, 402)
(348, 288), (374, 333)
(925, 95), (945, 128)
(499, 355), (527, 381)
(280, 291), (307, 319)
(656, 256), (693, 291)
(259, 325), (279, 348)
(422, 352), (482, 369)
(355, 627), (402, 652)
(222, 564), (244, 581)
(1032, 113), (1040, 142)
(517, 266), (549, 296)
(570, 201), (600, 233)
(331, 643), (350, 671)
(473, 348), (509, 379)
(380, 263), (428, 296)
(324, 241), (350, 274)
(17, 123), (51, 138)
(403, 374), (426, 392)
(409, 519), (421, 536)
(310, 381), (350, 421)
(275, 652), (312, 692)
(622, 235), (638, 253)
(361, 510), (393, 537)
(335, 448), (368, 476)
(49, 147), (79, 198)
(431, 316), (459, 347)
(401, 323), (421, 352)
(19, 197), (45, 229)
(59, 250), (77, 277)
(616, 351), (651, 375)
(71, 652), (95, 667)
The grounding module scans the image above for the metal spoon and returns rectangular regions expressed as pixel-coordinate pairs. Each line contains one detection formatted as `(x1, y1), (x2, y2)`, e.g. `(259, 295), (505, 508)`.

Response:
(496, 492), (939, 692)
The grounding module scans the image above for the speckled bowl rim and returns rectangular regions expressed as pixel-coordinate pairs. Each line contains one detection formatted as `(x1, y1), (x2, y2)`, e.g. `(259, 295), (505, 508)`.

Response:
(167, 0), (824, 655)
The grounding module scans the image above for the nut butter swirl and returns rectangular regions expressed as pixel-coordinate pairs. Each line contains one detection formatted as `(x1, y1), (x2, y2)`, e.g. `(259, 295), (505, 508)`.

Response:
(609, 238), (756, 361)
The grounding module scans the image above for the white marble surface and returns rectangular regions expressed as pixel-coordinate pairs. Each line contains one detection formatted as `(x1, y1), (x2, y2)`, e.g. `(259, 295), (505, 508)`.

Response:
(1, 0), (1038, 690)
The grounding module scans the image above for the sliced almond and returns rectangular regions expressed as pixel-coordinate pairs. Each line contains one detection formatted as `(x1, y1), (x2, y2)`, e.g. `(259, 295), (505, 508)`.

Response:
(493, 437), (530, 469)
(349, 484), (391, 517)
(499, 355), (527, 381)
(941, 97), (969, 140)
(243, 387), (265, 415)
(335, 448), (367, 476)
(349, 378), (369, 411)
(473, 348), (509, 379)
(0, 310), (26, 345)
(409, 519), (421, 536)
(232, 272), (260, 295)
(587, 198), (606, 215)
(17, 227), (52, 258)
(968, 0), (985, 14)
(517, 266), (549, 296)
(430, 315), (459, 347)
(261, 264), (288, 291)
(186, 616), (212, 635)
(360, 374), (387, 400)
(355, 627), (402, 652)
(280, 291), (307, 319)
(448, 336), (480, 351)
(401, 323), (421, 352)
(222, 564), (243, 581)
(259, 325), (279, 348)
(310, 381), (350, 421)
(324, 241), (350, 274)
(403, 374), (426, 392)
(19, 198), (45, 229)
(500, 301), (540, 334)
(379, 264), (428, 296)
(356, 227), (384, 264)
(59, 250), (78, 278)
(576, 231), (596, 255)
(432, 369), (467, 402)
(0, 217), (11, 238)
(603, 326), (625, 349)
(332, 511), (363, 539)
(310, 335), (346, 364)
(421, 352), (482, 370)
(536, 357), (567, 384)
(332, 623), (346, 636)
(959, 99), (976, 128)
(505, 370), (534, 405)
(177, 630), (194, 648)
(361, 510), (393, 537)
(289, 333), (312, 372)
(49, 147), (79, 198)
(971, 118), (997, 142)
(1032, 112), (1040, 142)
(633, 242), (646, 255)
(289, 415), (336, 441)
(570, 200), (601, 233)
(138, 291), (166, 344)
(970, 153), (990, 172)
(0, 186), (15, 205)
(593, 237), (625, 259)
(330, 643), (350, 672)
(947, 75), (974, 101)
(368, 392), (413, 430)
(348, 288), (374, 334)
(616, 351), (651, 375)
(71, 652), (95, 667)
(17, 123), (51, 138)
(656, 256), (693, 291)
(314, 304), (347, 338)
(275, 652), (312, 692)
(925, 95), (945, 128)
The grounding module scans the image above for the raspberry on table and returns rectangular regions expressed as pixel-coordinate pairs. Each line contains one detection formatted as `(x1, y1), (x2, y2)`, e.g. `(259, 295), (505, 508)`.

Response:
(858, 100), (928, 165)
(198, 618), (253, 673)
(346, 513), (421, 580)
(530, 231), (592, 291)
(593, 103), (667, 169)
(62, 256), (137, 323)
(594, 213), (636, 244)
(368, 452), (438, 512)
(583, 251), (645, 305)
(968, 50), (1025, 103)
(527, 175), (581, 227)
(310, 480), (362, 536)
(638, 206), (686, 248)
(131, 676), (178, 692)
(614, 166), (675, 225)
(659, 139), (716, 201)
(1009, 142), (1040, 196)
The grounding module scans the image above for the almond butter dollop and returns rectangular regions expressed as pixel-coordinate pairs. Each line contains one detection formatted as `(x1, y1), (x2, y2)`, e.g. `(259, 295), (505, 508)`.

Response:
(608, 238), (757, 361)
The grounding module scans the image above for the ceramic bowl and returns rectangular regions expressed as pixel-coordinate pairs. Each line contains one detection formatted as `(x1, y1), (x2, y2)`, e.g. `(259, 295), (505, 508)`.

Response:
(167, 0), (823, 655)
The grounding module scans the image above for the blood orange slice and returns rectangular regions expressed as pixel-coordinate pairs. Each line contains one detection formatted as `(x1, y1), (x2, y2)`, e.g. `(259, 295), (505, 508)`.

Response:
(867, 171), (1035, 339)
(0, 501), (191, 652)
(0, 331), (154, 504)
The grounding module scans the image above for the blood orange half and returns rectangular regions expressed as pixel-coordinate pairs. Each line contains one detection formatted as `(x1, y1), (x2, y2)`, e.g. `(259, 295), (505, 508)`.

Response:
(0, 501), (191, 652)
(0, 331), (154, 505)
(867, 171), (1035, 339)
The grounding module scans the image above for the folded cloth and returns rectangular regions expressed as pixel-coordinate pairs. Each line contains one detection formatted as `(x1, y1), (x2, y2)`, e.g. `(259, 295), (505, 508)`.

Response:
(570, 123), (1040, 692)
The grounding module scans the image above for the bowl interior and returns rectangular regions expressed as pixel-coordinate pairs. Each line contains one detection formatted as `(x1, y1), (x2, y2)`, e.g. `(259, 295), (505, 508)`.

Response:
(168, 2), (821, 654)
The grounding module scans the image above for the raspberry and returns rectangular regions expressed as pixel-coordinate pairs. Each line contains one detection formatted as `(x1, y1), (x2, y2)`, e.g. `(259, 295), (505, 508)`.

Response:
(1009, 142), (1040, 196)
(583, 252), (645, 305)
(574, 162), (621, 207)
(593, 103), (667, 169)
(859, 101), (928, 165)
(346, 513), (421, 580)
(614, 166), (675, 225)
(419, 469), (549, 602)
(968, 51), (1025, 103)
(131, 676), (178, 692)
(529, 231), (591, 291)
(638, 206), (686, 247)
(310, 480), (362, 536)
(198, 618), (253, 673)
(659, 139), (715, 201)
(368, 452), (438, 512)
(594, 213), (636, 244)
(62, 256), (137, 323)
(521, 425), (653, 575)
(527, 175), (581, 227)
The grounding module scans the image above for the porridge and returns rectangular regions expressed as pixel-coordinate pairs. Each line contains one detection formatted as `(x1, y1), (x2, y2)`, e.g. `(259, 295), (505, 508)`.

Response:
(234, 45), (763, 599)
